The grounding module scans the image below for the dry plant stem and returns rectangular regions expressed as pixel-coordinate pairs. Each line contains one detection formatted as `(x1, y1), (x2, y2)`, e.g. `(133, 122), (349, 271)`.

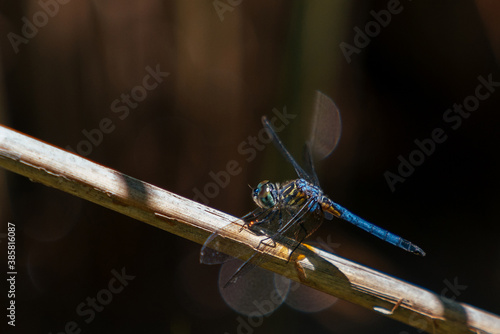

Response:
(0, 124), (499, 334)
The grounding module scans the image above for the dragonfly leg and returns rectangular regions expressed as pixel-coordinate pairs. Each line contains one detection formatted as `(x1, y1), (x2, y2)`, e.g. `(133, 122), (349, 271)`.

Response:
(286, 223), (309, 262)
(222, 253), (259, 287)
(242, 209), (276, 232)
(249, 210), (280, 250)
(258, 236), (277, 250)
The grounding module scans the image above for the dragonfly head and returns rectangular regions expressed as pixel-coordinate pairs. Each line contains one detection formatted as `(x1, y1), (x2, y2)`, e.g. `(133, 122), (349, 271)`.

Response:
(252, 181), (278, 209)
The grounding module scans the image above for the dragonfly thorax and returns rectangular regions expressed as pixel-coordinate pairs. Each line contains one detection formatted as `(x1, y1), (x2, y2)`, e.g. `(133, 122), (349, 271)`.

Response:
(253, 178), (326, 210)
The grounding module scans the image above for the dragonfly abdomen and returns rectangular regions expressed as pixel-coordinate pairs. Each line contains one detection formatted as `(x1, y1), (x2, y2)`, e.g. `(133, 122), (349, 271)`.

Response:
(324, 199), (426, 256)
(280, 179), (323, 207)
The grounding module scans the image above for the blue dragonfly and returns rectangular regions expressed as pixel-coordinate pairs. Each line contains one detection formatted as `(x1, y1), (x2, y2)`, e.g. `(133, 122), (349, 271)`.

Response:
(200, 91), (425, 289)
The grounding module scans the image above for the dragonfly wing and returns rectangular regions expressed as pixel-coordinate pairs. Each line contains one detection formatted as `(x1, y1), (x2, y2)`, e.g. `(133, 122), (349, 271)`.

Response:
(200, 207), (268, 266)
(262, 116), (315, 184)
(302, 143), (320, 186)
(255, 197), (324, 260)
(216, 201), (325, 287)
(219, 232), (279, 287)
(275, 197), (322, 241)
(294, 202), (325, 241)
(309, 91), (342, 161)
(201, 207), (280, 284)
(200, 232), (233, 265)
(218, 258), (288, 316)
(221, 252), (260, 287)
(222, 205), (303, 286)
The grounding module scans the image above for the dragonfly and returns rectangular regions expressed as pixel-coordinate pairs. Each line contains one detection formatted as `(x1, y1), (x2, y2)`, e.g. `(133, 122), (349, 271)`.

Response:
(200, 91), (425, 290)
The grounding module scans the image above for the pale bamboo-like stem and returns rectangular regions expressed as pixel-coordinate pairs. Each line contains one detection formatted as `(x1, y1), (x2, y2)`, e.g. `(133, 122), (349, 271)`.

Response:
(0, 124), (499, 334)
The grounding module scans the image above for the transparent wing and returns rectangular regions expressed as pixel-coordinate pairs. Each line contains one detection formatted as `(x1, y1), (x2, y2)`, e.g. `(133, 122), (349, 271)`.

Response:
(200, 207), (282, 285)
(263, 92), (342, 185)
(309, 91), (342, 160)
(199, 232), (234, 265)
(302, 143), (320, 186)
(218, 207), (290, 286)
(262, 116), (315, 184)
(271, 197), (325, 245)
(217, 258), (289, 316)
(222, 200), (325, 286)
(200, 207), (265, 265)
(237, 198), (324, 275)
(209, 201), (314, 287)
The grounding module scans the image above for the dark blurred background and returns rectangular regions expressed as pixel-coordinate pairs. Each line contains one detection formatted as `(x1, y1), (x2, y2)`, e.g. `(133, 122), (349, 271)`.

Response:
(1, 0), (499, 333)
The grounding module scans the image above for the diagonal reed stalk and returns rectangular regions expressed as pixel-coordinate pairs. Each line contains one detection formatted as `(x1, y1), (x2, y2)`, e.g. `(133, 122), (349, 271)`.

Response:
(0, 124), (499, 334)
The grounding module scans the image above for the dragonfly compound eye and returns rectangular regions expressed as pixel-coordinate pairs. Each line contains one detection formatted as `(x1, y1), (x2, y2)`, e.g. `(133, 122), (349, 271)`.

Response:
(253, 181), (277, 208)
